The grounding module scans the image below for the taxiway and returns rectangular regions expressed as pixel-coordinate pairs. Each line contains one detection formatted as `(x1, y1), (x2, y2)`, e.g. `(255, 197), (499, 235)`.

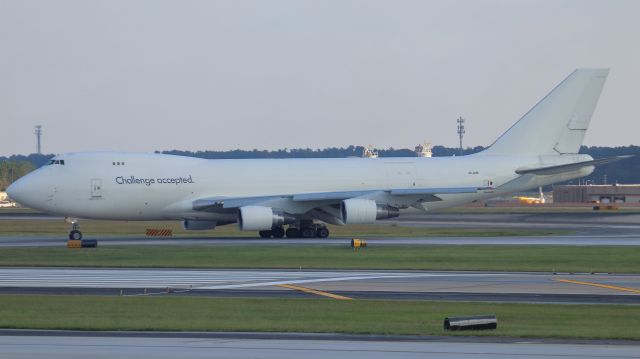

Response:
(1, 268), (638, 304)
(0, 332), (638, 359)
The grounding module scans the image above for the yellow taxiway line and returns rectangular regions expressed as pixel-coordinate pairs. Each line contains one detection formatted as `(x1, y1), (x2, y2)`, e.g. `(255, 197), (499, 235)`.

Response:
(554, 279), (640, 294)
(277, 284), (353, 300)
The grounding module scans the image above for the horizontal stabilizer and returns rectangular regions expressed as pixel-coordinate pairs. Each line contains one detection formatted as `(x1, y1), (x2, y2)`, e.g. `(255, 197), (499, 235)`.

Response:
(515, 155), (633, 176)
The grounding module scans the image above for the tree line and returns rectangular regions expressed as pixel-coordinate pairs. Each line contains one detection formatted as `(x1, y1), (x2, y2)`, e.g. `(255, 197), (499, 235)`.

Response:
(1, 145), (639, 190)
(0, 160), (36, 191)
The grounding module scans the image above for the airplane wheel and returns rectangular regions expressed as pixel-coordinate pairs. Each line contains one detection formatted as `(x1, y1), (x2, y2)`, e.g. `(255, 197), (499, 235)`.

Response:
(272, 227), (285, 238)
(285, 227), (300, 238)
(301, 227), (316, 238)
(316, 227), (329, 238)
(69, 230), (83, 240)
(259, 230), (272, 238)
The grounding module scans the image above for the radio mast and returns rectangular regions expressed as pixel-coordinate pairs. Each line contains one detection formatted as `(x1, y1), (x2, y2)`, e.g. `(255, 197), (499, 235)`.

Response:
(34, 125), (43, 154)
(456, 117), (465, 155)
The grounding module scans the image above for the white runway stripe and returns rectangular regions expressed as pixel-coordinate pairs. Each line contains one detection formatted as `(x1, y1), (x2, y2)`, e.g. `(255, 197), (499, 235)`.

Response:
(0, 268), (509, 289)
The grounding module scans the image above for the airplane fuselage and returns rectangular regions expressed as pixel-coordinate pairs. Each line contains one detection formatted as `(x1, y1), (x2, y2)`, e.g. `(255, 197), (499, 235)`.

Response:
(10, 151), (593, 222)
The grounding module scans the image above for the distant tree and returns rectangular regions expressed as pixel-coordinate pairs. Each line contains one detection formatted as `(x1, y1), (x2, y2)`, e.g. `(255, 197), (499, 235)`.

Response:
(579, 146), (640, 185)
(0, 160), (37, 191)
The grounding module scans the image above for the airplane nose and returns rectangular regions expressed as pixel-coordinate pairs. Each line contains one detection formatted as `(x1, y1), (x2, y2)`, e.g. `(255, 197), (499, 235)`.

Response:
(6, 179), (24, 203)
(6, 172), (53, 211)
(7, 175), (33, 206)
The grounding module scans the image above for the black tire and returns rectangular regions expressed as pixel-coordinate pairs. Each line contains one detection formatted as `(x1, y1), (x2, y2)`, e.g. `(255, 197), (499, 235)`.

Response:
(285, 227), (300, 238)
(301, 227), (316, 238)
(272, 227), (285, 238)
(316, 227), (329, 238)
(69, 230), (83, 240)
(259, 230), (272, 238)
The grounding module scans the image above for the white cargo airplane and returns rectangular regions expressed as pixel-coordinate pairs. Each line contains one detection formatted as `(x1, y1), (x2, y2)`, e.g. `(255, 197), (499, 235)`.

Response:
(7, 69), (627, 240)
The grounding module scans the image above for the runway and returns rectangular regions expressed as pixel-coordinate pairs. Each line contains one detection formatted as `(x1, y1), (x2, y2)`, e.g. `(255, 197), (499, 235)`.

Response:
(1, 268), (638, 304)
(1, 332), (638, 359)
(3, 233), (640, 247)
(3, 211), (640, 247)
(1, 214), (639, 355)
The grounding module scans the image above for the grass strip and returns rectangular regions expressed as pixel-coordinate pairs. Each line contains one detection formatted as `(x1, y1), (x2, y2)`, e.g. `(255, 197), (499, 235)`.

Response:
(0, 245), (638, 273)
(0, 295), (638, 340)
(0, 219), (569, 237)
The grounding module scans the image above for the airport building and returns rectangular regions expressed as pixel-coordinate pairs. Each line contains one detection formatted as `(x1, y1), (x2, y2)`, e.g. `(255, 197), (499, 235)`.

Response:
(553, 184), (640, 204)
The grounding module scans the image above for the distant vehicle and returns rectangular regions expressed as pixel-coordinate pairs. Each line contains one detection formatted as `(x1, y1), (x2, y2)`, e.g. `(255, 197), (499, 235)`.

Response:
(0, 201), (16, 208)
(516, 187), (546, 204)
(7, 69), (629, 240)
(415, 143), (433, 158)
(362, 145), (379, 158)
(0, 191), (16, 207)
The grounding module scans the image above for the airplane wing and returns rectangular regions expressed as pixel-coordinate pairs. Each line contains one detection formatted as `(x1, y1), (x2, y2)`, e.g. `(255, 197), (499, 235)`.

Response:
(515, 155), (633, 176)
(192, 186), (493, 216)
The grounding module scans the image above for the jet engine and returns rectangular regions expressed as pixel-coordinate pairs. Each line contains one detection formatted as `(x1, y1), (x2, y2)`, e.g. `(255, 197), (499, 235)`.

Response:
(341, 199), (399, 224)
(238, 206), (295, 231)
(183, 220), (217, 230)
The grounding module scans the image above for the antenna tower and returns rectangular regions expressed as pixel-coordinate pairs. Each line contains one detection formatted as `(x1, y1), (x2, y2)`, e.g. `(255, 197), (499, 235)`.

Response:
(34, 125), (43, 155)
(456, 117), (465, 155)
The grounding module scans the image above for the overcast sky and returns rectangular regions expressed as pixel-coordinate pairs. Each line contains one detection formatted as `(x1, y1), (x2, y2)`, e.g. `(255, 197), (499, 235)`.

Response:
(1, 0), (638, 155)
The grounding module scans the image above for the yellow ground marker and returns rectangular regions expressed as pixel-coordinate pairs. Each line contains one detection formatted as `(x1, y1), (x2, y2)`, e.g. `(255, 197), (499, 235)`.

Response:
(554, 279), (640, 294)
(277, 284), (353, 300)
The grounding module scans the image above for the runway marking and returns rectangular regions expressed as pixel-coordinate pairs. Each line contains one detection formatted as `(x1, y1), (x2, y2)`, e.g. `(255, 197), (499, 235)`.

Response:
(0, 268), (511, 291)
(554, 279), (640, 294)
(277, 284), (353, 300)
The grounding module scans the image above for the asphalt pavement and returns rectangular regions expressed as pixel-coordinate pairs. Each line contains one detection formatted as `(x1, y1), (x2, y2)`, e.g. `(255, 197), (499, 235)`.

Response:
(1, 333), (638, 359)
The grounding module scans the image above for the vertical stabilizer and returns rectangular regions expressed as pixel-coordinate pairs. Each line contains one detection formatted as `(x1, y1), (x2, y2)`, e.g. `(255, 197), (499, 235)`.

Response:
(482, 69), (609, 156)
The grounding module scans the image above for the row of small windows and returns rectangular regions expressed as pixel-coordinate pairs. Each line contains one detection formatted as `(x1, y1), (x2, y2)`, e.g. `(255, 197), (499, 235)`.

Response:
(112, 162), (125, 166)
(47, 159), (65, 165)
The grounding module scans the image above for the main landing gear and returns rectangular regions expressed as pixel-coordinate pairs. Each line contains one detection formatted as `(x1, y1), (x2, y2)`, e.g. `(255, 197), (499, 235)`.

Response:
(258, 223), (330, 239)
(259, 226), (284, 239)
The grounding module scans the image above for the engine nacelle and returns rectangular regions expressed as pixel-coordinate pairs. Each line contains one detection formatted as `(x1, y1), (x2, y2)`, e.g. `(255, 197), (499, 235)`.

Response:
(237, 206), (295, 231)
(183, 220), (217, 230)
(341, 199), (399, 224)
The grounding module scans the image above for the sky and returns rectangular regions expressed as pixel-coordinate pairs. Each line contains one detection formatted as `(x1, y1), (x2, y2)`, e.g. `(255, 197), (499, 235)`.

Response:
(1, 0), (639, 155)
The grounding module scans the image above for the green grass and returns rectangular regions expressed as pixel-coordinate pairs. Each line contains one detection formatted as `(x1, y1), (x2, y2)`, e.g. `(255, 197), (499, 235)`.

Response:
(1, 245), (638, 273)
(0, 295), (638, 340)
(0, 219), (569, 237)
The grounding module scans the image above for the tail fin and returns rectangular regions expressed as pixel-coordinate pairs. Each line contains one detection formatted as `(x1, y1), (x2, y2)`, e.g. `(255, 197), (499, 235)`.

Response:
(482, 68), (609, 156)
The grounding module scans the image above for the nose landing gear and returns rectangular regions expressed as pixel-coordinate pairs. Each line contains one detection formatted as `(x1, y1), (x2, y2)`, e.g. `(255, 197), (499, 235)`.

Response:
(69, 228), (82, 240)
(65, 218), (97, 248)
(65, 217), (83, 240)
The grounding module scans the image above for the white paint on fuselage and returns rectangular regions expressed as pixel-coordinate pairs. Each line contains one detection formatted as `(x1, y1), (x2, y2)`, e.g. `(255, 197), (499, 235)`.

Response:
(9, 151), (593, 221)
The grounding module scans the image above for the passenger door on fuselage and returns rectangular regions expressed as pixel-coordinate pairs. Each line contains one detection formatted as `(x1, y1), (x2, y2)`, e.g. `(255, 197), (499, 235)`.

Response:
(90, 178), (103, 199)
